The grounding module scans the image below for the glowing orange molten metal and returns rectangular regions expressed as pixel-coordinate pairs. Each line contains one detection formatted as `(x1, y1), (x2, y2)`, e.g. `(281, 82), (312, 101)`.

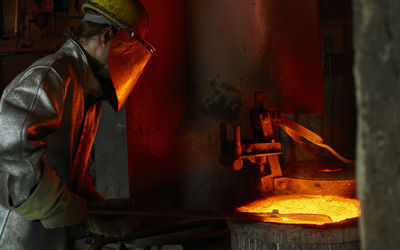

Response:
(237, 195), (361, 225)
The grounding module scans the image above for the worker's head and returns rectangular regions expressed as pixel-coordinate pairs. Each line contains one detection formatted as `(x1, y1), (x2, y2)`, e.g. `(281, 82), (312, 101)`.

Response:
(67, 0), (155, 112)
(65, 15), (115, 62)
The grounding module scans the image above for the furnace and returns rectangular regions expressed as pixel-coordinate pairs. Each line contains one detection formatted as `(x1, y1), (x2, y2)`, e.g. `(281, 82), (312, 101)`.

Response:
(217, 91), (360, 249)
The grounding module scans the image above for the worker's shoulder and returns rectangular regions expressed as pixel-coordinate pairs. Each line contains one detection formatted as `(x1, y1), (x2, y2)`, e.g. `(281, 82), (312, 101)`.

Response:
(29, 39), (87, 80)
(2, 40), (88, 101)
(3, 43), (85, 95)
(12, 40), (87, 84)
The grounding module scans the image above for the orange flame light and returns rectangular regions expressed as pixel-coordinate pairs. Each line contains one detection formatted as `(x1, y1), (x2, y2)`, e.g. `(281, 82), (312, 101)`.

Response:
(237, 195), (361, 225)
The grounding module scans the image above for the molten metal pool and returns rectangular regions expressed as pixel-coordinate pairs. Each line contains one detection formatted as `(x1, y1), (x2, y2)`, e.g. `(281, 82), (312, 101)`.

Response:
(237, 195), (361, 225)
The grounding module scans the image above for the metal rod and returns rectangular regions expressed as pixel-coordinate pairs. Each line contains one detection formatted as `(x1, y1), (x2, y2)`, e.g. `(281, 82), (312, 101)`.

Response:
(232, 125), (244, 170)
(89, 209), (265, 222)
(88, 209), (332, 224)
(234, 126), (241, 158)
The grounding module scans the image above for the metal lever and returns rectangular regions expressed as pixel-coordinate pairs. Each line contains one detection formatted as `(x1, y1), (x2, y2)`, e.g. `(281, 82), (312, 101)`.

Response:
(275, 116), (354, 164)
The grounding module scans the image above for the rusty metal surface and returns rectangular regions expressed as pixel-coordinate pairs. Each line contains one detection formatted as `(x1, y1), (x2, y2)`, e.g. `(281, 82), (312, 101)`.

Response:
(221, 100), (355, 194)
(242, 142), (281, 154)
(260, 175), (274, 194)
(220, 123), (283, 172)
(228, 219), (359, 250)
(273, 177), (356, 197)
(267, 156), (282, 177)
(221, 106), (355, 196)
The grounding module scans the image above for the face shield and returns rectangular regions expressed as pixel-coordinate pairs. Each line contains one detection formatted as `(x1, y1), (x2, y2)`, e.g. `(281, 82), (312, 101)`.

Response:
(107, 28), (155, 112)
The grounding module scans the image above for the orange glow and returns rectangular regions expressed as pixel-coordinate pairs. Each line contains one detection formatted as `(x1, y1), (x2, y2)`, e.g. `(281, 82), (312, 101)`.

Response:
(318, 168), (343, 173)
(237, 195), (361, 225)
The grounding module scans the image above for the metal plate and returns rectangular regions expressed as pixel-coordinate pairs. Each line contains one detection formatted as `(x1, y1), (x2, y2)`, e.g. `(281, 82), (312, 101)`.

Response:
(273, 177), (356, 197)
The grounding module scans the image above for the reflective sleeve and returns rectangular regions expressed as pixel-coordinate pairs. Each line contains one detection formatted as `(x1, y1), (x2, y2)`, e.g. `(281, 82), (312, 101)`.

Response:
(0, 66), (65, 207)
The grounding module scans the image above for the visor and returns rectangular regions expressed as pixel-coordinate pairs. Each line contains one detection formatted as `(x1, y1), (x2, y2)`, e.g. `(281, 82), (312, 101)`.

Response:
(107, 29), (155, 111)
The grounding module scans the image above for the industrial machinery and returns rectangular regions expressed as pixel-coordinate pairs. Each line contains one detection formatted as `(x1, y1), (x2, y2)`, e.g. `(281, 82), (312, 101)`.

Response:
(84, 92), (359, 249)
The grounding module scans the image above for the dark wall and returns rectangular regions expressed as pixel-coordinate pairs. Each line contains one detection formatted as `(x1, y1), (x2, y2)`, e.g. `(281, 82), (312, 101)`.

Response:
(0, 53), (48, 93)
(320, 0), (356, 159)
(0, 0), (85, 93)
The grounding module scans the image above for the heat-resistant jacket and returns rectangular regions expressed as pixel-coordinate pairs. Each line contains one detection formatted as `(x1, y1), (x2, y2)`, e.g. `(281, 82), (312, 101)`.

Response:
(0, 39), (103, 249)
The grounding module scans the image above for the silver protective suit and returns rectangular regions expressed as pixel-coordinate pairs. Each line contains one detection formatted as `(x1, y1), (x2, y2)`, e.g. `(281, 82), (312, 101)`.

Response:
(0, 39), (103, 249)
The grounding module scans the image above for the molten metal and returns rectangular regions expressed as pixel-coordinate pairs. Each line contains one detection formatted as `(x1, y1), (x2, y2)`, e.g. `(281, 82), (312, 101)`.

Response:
(237, 195), (361, 225)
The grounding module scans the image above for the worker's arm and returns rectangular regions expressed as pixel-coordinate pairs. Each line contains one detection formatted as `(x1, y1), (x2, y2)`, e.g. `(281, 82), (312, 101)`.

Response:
(0, 66), (87, 228)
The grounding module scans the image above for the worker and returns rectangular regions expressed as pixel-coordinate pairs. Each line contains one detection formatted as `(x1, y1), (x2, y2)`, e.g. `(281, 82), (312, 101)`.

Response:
(0, 0), (154, 249)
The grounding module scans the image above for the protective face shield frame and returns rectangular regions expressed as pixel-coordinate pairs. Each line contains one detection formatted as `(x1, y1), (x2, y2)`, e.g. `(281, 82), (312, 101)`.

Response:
(107, 28), (155, 112)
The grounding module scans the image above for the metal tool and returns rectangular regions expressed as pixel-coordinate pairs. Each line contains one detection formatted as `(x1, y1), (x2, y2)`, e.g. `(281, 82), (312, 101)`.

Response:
(89, 209), (332, 224)
(220, 92), (354, 193)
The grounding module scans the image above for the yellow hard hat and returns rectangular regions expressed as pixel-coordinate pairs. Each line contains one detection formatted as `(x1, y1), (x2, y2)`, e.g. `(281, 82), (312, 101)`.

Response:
(82, 0), (148, 37)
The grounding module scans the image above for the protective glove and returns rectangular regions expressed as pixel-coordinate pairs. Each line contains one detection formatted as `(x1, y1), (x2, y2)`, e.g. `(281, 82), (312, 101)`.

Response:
(14, 161), (138, 237)
(14, 162), (87, 228)
(85, 198), (139, 237)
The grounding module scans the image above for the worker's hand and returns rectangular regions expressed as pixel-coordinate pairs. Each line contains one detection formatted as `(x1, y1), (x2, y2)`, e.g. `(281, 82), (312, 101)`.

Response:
(14, 163), (88, 229)
(85, 198), (139, 237)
